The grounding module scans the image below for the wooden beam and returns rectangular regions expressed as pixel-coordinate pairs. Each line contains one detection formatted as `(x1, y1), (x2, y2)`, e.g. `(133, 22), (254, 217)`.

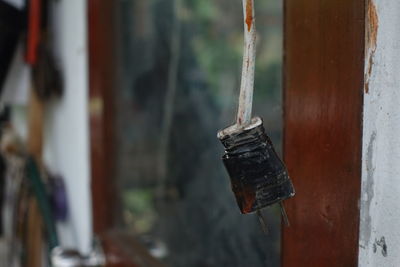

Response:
(282, 0), (365, 266)
(88, 0), (117, 234)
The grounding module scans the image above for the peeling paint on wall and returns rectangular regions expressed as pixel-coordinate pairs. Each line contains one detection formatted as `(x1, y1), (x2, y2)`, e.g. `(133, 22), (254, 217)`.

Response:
(360, 0), (400, 266)
(366, 0), (378, 51)
(364, 0), (378, 94)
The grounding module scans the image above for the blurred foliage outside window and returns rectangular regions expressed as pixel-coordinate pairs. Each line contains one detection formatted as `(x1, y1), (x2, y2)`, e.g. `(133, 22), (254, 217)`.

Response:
(114, 0), (283, 266)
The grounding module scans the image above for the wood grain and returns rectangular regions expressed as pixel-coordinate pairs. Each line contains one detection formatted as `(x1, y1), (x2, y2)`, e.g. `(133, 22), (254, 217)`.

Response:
(282, 0), (365, 266)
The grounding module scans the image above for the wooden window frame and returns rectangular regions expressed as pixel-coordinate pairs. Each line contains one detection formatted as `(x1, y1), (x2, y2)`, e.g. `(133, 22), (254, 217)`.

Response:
(282, 0), (365, 266)
(88, 0), (366, 266)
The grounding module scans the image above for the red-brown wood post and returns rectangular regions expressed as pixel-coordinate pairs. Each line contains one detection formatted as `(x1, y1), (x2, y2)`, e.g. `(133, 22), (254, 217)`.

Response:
(88, 0), (118, 234)
(282, 0), (365, 266)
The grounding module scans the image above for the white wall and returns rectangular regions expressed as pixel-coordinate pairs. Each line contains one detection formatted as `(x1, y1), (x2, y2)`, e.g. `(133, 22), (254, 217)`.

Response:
(359, 0), (400, 265)
(45, 0), (92, 254)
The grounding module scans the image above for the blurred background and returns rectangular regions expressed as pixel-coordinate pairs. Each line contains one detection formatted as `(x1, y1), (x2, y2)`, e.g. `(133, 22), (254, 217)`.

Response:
(113, 0), (283, 266)
(0, 0), (284, 266)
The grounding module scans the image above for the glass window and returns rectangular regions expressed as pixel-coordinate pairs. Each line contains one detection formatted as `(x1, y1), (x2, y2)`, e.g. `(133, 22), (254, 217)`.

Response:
(114, 1), (283, 266)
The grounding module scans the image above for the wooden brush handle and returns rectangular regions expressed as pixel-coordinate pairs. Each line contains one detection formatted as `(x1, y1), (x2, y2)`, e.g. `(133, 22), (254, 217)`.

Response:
(26, 87), (44, 267)
(27, 197), (43, 267)
(27, 88), (44, 161)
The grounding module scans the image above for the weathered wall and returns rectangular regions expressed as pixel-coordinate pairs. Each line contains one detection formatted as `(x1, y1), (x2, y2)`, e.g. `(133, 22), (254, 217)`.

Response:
(359, 0), (400, 265)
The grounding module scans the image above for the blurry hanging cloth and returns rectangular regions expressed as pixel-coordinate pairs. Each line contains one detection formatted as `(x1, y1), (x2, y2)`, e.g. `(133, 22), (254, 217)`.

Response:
(0, 0), (26, 92)
(27, 0), (63, 100)
(0, 125), (61, 266)
(48, 174), (68, 222)
(0, 125), (26, 267)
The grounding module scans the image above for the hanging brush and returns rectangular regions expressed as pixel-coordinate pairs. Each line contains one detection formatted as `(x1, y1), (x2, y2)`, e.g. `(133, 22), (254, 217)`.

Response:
(217, 0), (295, 232)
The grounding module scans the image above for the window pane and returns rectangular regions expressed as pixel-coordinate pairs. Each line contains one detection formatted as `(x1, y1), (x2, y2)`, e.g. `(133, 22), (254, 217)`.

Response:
(114, 1), (283, 266)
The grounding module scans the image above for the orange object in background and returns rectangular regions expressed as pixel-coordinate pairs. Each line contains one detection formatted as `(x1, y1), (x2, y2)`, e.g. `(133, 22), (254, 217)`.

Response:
(25, 0), (41, 65)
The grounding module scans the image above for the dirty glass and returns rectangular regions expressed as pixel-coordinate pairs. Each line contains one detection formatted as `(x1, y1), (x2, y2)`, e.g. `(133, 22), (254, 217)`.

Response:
(114, 0), (283, 266)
